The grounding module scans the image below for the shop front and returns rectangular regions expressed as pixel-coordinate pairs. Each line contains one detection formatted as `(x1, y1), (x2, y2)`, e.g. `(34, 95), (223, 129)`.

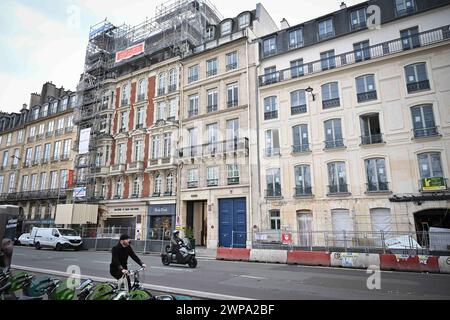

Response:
(147, 204), (176, 240)
(105, 203), (147, 240)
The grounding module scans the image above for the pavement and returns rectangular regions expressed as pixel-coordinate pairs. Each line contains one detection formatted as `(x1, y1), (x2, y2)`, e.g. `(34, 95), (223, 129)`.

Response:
(10, 246), (450, 300)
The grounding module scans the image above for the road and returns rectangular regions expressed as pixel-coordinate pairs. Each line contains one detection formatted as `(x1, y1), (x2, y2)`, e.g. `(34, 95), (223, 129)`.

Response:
(10, 246), (450, 300)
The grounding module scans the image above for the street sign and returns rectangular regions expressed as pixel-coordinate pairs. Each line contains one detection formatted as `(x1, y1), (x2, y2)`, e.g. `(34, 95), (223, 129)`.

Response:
(282, 232), (292, 245)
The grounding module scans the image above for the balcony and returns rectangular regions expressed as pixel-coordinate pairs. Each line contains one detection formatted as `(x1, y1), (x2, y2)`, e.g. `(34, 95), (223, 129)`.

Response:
(227, 177), (240, 185)
(226, 63), (237, 71)
(46, 131), (54, 138)
(327, 184), (350, 196)
(152, 192), (161, 198)
(292, 144), (310, 154)
(130, 193), (140, 199)
(324, 139), (345, 150)
(366, 182), (391, 194)
(206, 69), (217, 77)
(264, 110), (278, 120)
(36, 134), (44, 141)
(168, 85), (177, 93)
(319, 31), (335, 41)
(207, 104), (218, 113)
(65, 127), (74, 134)
(322, 98), (340, 109)
(0, 189), (67, 203)
(61, 153), (70, 161)
(227, 100), (239, 108)
(265, 188), (282, 199)
(157, 88), (166, 96)
(27, 136), (35, 143)
(291, 104), (307, 115)
(264, 148), (280, 157)
(188, 76), (198, 83)
(10, 164), (18, 170)
(121, 99), (128, 107)
(357, 91), (377, 103)
(32, 160), (40, 166)
(135, 123), (144, 130)
(127, 161), (144, 173)
(188, 109), (199, 118)
(207, 179), (218, 187)
(41, 158), (50, 164)
(164, 191), (174, 197)
(413, 127), (440, 139)
(361, 134), (384, 145)
(137, 94), (146, 102)
(419, 178), (448, 192)
(294, 187), (313, 198)
(23, 161), (31, 168)
(259, 25), (450, 87)
(55, 129), (64, 136)
(407, 80), (430, 93)
(178, 138), (249, 159)
(51, 156), (60, 162)
(110, 164), (126, 175)
(187, 181), (198, 189)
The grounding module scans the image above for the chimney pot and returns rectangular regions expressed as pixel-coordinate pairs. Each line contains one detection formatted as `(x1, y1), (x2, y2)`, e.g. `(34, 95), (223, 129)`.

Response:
(340, 2), (347, 9)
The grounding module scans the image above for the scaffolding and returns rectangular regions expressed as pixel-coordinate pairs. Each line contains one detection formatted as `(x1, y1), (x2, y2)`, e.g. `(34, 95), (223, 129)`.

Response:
(73, 0), (223, 202)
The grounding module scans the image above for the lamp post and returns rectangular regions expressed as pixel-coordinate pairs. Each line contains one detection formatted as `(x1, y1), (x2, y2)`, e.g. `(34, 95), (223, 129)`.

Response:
(305, 86), (316, 101)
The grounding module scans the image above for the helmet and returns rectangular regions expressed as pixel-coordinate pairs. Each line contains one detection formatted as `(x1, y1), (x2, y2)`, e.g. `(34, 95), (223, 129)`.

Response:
(173, 230), (180, 235)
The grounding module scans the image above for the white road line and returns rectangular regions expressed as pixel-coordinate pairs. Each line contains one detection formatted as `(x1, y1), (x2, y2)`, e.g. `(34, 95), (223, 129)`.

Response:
(11, 265), (254, 300)
(63, 258), (79, 261)
(150, 266), (193, 273)
(14, 253), (25, 256)
(238, 275), (267, 280)
(93, 261), (109, 264)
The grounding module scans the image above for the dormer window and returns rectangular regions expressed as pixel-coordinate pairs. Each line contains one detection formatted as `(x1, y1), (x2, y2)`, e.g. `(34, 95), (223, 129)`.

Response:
(221, 20), (232, 36)
(206, 27), (215, 40)
(238, 13), (250, 29)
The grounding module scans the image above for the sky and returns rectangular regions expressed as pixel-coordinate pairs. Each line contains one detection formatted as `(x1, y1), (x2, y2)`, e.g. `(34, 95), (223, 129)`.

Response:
(0, 0), (366, 113)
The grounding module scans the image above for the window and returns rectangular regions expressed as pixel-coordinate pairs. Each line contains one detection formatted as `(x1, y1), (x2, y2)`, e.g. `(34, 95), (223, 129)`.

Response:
(163, 133), (171, 158)
(270, 210), (281, 230)
(25, 148), (32, 166)
(350, 7), (367, 30)
(158, 73), (166, 95)
(44, 143), (51, 162)
(289, 28), (304, 49)
(121, 84), (129, 106)
(29, 126), (36, 137)
(396, 0), (415, 16)
(290, 59), (304, 78)
(0, 176), (4, 194)
(320, 50), (335, 71)
(297, 211), (313, 246)
(118, 144), (125, 164)
(332, 209), (353, 238)
(120, 111), (128, 132)
(40, 172), (47, 191)
(137, 79), (147, 101)
(169, 98), (177, 119)
(400, 26), (420, 50)
(21, 175), (29, 192)
(50, 101), (57, 114)
(33, 108), (39, 120)
(327, 162), (348, 194)
(292, 125), (310, 153)
(418, 153), (443, 179)
(265, 129), (280, 157)
(411, 104), (438, 138)
(42, 105), (48, 117)
(34, 145), (41, 163)
(291, 90), (307, 115)
(228, 164), (240, 185)
(207, 167), (218, 187)
(61, 98), (68, 111)
(226, 52), (238, 71)
(264, 96), (278, 120)
(360, 114), (382, 145)
(188, 65), (199, 83)
(239, 13), (250, 29)
(324, 119), (344, 149)
(154, 175), (162, 196)
(405, 63), (430, 93)
(59, 170), (68, 189)
(226, 119), (239, 151)
(133, 140), (143, 162)
(318, 18), (334, 40)
(47, 121), (54, 133)
(206, 58), (218, 77)
(166, 174), (174, 195)
(365, 158), (389, 192)
(168, 69), (177, 92)
(263, 37), (277, 56)
(57, 118), (64, 131)
(17, 130), (24, 143)
(132, 178), (140, 197)
(2, 151), (9, 169)
(266, 168), (281, 198)
(157, 101), (166, 120)
(221, 20), (232, 35)
(12, 149), (19, 166)
(227, 83), (239, 107)
(39, 124), (45, 135)
(116, 178), (123, 198)
(321, 82), (340, 108)
(188, 94), (199, 117)
(53, 141), (61, 160)
(356, 74), (377, 103)
(6, 133), (12, 146)
(188, 169), (199, 188)
(187, 128), (198, 156)
(295, 165), (312, 196)
(207, 89), (218, 113)
(151, 136), (160, 160)
(50, 171), (58, 190)
(206, 123), (218, 155)
(205, 27), (215, 40)
(136, 107), (145, 128)
(8, 173), (15, 192)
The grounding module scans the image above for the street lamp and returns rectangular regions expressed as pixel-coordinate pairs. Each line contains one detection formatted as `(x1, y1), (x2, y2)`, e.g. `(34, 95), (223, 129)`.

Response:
(305, 86), (316, 101)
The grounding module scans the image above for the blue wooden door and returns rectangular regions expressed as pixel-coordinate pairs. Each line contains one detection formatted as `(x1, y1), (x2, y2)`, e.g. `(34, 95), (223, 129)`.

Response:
(219, 198), (246, 248)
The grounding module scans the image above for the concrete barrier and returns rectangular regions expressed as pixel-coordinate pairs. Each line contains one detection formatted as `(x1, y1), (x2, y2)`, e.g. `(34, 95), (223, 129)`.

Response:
(438, 256), (450, 274)
(287, 251), (331, 266)
(249, 249), (287, 264)
(380, 254), (440, 273)
(216, 248), (250, 261)
(331, 252), (380, 269)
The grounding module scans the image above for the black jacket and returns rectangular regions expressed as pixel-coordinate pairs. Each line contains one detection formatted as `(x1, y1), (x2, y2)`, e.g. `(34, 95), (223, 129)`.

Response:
(110, 243), (143, 278)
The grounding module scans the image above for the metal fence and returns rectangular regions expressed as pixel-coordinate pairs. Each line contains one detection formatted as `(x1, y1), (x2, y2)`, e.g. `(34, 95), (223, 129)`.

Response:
(243, 230), (450, 255)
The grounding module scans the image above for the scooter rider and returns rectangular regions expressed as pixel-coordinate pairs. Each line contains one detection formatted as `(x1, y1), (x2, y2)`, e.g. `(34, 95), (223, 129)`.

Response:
(170, 230), (182, 260)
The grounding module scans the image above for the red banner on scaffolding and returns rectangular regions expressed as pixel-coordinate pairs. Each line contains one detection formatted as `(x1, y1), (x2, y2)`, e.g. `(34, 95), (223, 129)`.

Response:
(115, 42), (145, 63)
(68, 170), (74, 188)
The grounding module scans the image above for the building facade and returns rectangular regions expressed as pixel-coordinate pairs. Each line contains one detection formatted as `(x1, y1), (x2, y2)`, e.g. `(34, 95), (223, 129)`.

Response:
(255, 0), (450, 247)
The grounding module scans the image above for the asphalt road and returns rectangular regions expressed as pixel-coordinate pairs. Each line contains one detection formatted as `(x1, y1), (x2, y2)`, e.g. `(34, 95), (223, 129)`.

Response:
(10, 246), (450, 300)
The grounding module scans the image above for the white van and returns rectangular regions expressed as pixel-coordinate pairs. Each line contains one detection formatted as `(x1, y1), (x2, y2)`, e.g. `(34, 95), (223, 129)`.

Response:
(30, 228), (83, 251)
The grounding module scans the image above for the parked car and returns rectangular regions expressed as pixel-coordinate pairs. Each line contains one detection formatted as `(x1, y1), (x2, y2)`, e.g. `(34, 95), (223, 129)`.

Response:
(30, 228), (83, 251)
(18, 233), (32, 246)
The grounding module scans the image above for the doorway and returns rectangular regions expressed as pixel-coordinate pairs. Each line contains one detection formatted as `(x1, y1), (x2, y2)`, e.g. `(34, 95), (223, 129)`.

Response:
(186, 201), (207, 246)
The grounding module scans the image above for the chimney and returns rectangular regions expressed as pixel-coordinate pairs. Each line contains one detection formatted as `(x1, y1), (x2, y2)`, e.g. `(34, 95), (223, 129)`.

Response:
(22, 103), (28, 111)
(29, 93), (41, 108)
(280, 18), (290, 30)
(340, 2), (347, 9)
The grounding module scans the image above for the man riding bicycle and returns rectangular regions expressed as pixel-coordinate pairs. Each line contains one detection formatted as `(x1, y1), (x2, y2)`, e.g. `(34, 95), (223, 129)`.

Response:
(110, 234), (146, 289)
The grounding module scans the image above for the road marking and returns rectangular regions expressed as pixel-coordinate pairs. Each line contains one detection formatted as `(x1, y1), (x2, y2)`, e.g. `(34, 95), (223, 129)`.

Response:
(150, 266), (193, 273)
(63, 258), (79, 261)
(93, 261), (109, 264)
(11, 265), (254, 300)
(237, 275), (267, 280)
(14, 253), (25, 256)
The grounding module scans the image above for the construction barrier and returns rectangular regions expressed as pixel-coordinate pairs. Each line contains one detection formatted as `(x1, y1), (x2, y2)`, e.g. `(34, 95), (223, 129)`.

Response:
(287, 251), (331, 266)
(330, 252), (380, 269)
(438, 256), (450, 274)
(249, 249), (287, 264)
(380, 254), (440, 273)
(216, 248), (250, 261)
